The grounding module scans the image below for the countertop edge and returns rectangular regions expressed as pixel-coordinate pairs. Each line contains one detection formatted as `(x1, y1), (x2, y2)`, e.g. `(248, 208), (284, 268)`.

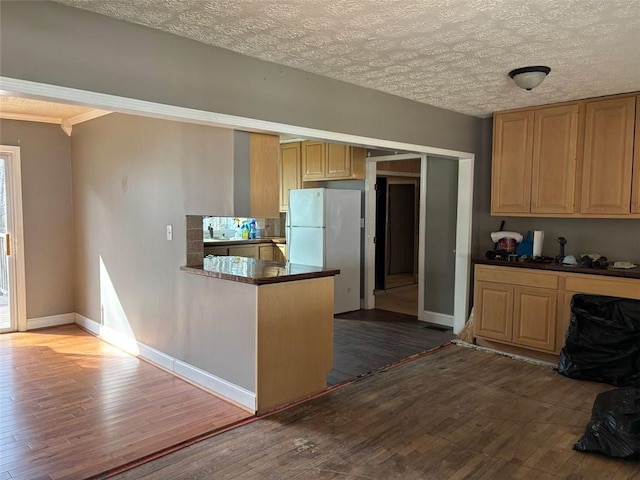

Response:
(180, 262), (340, 285)
(473, 258), (640, 280)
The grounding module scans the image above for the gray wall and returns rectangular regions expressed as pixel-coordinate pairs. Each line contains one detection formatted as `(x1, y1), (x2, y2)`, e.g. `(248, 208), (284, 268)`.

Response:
(0, 120), (75, 319)
(0, 1), (482, 155)
(71, 113), (258, 389)
(473, 118), (640, 262)
(425, 157), (459, 315)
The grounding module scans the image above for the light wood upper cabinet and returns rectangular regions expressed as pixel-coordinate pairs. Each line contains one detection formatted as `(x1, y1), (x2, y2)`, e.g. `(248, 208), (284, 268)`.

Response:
(301, 141), (326, 181)
(580, 96), (636, 214)
(491, 110), (534, 213)
(492, 91), (640, 218)
(531, 105), (579, 214)
(234, 132), (280, 218)
(279, 142), (301, 212)
(301, 141), (366, 181)
(632, 96), (640, 214)
(325, 143), (352, 178)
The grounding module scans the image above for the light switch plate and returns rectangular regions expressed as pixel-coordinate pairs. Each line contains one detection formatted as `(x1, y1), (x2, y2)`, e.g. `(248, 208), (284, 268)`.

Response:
(166, 225), (173, 241)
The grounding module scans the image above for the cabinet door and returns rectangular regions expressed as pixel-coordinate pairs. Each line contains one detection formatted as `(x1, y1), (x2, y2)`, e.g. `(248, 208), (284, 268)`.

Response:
(513, 286), (557, 352)
(301, 141), (326, 181)
(258, 245), (275, 261)
(249, 133), (280, 218)
(351, 147), (366, 180)
(279, 142), (301, 212)
(325, 143), (352, 179)
(580, 96), (636, 214)
(475, 281), (513, 342)
(492, 111), (534, 214)
(274, 244), (287, 262)
(531, 104), (579, 214)
(228, 245), (257, 258)
(632, 96), (640, 214)
(204, 246), (229, 256)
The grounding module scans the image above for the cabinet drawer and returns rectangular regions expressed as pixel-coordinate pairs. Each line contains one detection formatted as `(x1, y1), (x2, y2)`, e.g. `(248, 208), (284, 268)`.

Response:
(475, 265), (558, 289)
(565, 275), (640, 300)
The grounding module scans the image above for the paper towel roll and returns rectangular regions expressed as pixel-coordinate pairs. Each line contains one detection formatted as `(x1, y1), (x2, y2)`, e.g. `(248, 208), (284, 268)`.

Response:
(533, 231), (544, 257)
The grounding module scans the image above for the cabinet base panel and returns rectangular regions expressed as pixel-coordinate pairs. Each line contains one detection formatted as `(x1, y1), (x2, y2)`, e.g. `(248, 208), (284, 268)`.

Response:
(476, 338), (560, 364)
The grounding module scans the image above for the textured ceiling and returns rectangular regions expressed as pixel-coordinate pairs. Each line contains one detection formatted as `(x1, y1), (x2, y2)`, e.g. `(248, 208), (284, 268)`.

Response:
(47, 1), (640, 117)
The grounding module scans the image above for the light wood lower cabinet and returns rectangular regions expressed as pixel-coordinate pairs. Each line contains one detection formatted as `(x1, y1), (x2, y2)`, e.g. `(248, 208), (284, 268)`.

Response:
(475, 279), (557, 353)
(512, 286), (557, 352)
(206, 243), (286, 262)
(474, 264), (640, 357)
(258, 244), (286, 262)
(475, 281), (513, 342)
(204, 246), (229, 256)
(228, 245), (258, 258)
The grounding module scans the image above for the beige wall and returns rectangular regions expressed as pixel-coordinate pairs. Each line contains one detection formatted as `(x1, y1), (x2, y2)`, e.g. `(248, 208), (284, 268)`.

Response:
(0, 120), (75, 319)
(70, 114), (261, 388)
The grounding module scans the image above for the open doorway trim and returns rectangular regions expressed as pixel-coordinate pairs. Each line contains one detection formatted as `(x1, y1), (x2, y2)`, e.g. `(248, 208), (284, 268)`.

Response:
(0, 76), (474, 333)
(0, 145), (27, 332)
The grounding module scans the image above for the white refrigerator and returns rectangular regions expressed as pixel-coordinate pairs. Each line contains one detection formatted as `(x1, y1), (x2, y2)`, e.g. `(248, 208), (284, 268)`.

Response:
(287, 188), (361, 314)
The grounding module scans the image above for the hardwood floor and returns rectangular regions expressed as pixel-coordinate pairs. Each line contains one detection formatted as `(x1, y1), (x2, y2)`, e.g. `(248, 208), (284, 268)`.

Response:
(111, 345), (639, 480)
(330, 309), (453, 385)
(0, 325), (251, 480)
(374, 284), (419, 316)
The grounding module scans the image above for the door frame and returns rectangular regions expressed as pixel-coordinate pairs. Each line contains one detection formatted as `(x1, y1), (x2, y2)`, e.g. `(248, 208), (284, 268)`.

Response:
(0, 76), (474, 334)
(364, 154), (473, 332)
(0, 145), (27, 332)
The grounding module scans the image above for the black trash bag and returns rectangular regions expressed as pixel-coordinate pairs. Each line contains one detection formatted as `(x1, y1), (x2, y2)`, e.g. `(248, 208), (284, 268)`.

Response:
(557, 295), (640, 387)
(574, 387), (640, 459)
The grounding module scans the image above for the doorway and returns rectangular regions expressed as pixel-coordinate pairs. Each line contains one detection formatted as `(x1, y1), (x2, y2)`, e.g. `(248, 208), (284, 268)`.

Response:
(374, 174), (420, 317)
(0, 146), (26, 333)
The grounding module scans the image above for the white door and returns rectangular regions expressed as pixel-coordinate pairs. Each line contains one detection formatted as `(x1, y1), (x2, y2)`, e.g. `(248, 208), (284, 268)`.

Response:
(0, 146), (26, 333)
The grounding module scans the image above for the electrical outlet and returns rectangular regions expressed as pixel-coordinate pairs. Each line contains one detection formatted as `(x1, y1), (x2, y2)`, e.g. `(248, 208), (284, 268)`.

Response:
(166, 224), (173, 241)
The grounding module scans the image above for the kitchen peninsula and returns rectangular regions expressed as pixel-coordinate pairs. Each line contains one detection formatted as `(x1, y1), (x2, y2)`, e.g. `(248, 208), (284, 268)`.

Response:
(181, 256), (339, 413)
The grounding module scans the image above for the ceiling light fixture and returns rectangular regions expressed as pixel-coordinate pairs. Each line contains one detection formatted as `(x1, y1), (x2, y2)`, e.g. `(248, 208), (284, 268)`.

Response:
(508, 66), (551, 90)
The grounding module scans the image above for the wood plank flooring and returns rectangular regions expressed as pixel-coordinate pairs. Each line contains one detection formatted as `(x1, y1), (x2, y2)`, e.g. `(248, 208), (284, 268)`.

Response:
(111, 346), (640, 480)
(330, 309), (453, 385)
(374, 284), (418, 316)
(0, 325), (251, 480)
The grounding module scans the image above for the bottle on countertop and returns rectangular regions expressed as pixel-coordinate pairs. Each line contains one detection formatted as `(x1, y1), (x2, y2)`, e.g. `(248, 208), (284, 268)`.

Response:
(249, 220), (257, 239)
(241, 221), (249, 239)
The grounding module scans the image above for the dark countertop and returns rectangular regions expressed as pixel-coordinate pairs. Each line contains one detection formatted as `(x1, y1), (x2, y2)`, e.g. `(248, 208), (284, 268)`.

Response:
(474, 258), (640, 280)
(181, 256), (339, 285)
(203, 237), (286, 246)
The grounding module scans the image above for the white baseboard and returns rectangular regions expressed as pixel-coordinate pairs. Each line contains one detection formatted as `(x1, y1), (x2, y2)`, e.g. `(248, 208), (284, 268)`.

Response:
(74, 313), (256, 412)
(27, 312), (75, 330)
(174, 360), (255, 411)
(422, 310), (454, 328)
